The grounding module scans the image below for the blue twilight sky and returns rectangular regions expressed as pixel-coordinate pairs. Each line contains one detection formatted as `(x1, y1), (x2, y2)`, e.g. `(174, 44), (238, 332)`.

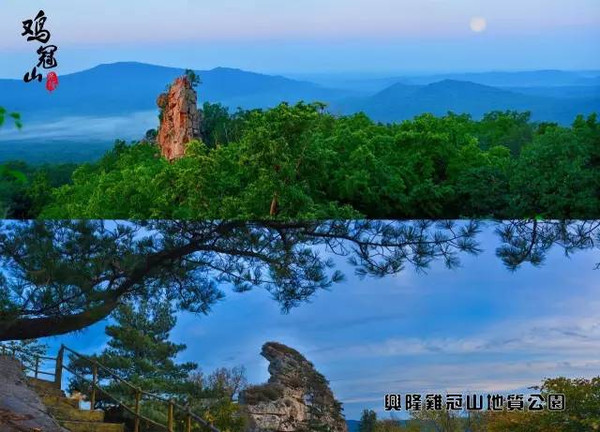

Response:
(1, 0), (599, 78)
(34, 225), (600, 420)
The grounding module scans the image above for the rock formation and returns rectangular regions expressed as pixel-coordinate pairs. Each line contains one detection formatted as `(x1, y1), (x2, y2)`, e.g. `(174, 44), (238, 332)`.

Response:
(240, 342), (347, 432)
(0, 356), (67, 432)
(156, 76), (201, 161)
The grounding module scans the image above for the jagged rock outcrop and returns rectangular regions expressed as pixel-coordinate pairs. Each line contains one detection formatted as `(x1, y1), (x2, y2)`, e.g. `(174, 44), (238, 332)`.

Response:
(156, 76), (201, 161)
(0, 356), (67, 432)
(240, 342), (347, 432)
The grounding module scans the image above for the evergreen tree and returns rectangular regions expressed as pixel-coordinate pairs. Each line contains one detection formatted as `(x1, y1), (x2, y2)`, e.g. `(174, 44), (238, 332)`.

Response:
(0, 338), (48, 372)
(69, 299), (197, 424)
(68, 298), (250, 431)
(359, 409), (377, 432)
(185, 69), (201, 88)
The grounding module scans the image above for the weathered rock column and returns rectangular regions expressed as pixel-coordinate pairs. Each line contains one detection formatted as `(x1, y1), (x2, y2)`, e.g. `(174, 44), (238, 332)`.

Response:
(240, 342), (348, 432)
(156, 76), (201, 161)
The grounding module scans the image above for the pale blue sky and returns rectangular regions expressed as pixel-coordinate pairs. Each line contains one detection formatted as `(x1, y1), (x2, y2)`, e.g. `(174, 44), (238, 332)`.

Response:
(35, 225), (600, 420)
(1, 0), (599, 78)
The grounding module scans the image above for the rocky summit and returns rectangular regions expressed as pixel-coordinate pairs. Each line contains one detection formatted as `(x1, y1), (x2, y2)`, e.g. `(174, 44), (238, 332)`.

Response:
(156, 75), (201, 161)
(0, 356), (67, 432)
(240, 342), (347, 432)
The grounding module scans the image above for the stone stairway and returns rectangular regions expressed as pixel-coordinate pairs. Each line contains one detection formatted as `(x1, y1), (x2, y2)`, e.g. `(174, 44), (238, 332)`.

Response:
(27, 377), (124, 432)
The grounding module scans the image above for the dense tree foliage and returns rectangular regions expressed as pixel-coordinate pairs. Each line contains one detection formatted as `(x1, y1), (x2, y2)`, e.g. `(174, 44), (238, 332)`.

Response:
(483, 376), (600, 431)
(3, 104), (596, 219)
(186, 367), (248, 432)
(199, 103), (252, 148)
(0, 161), (78, 218)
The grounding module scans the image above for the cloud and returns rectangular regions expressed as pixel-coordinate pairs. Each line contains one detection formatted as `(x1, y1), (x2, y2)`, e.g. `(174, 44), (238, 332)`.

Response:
(325, 311), (600, 413)
(0, 111), (156, 142)
(315, 314), (600, 360)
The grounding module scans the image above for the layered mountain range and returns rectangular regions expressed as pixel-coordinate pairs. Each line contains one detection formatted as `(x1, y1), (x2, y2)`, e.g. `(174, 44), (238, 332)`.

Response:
(1, 62), (598, 124)
(1, 62), (598, 163)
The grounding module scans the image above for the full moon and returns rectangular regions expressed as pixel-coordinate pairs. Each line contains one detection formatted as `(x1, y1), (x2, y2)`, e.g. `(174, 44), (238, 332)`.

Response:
(470, 17), (487, 33)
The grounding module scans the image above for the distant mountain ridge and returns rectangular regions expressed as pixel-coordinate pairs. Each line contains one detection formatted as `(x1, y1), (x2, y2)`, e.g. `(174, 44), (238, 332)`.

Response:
(400, 69), (600, 87)
(0, 62), (347, 119)
(293, 69), (600, 93)
(0, 61), (599, 130)
(335, 78), (599, 123)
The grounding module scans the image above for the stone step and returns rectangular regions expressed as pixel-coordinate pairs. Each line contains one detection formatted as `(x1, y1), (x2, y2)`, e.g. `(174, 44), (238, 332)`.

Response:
(27, 377), (64, 397)
(27, 376), (57, 388)
(42, 395), (80, 409)
(48, 404), (105, 423)
(59, 420), (125, 432)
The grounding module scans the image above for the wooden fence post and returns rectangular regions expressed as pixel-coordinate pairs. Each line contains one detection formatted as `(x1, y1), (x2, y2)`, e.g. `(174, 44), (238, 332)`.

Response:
(168, 399), (174, 432)
(134, 389), (141, 432)
(54, 345), (64, 389)
(186, 408), (192, 432)
(34, 356), (40, 378)
(90, 363), (98, 408)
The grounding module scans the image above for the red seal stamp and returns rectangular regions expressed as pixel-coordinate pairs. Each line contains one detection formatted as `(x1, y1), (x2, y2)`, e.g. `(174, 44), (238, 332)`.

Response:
(46, 71), (58, 92)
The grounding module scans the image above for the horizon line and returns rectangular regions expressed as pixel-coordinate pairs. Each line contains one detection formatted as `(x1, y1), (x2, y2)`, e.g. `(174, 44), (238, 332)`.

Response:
(1, 60), (600, 81)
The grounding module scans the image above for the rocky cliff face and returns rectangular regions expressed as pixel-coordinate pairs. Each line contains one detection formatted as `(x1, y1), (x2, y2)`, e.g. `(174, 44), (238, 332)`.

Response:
(0, 356), (67, 432)
(156, 76), (201, 161)
(240, 342), (347, 432)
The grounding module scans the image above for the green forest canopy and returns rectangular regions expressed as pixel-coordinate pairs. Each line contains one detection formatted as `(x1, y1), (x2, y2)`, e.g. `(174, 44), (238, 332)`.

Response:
(1, 103), (598, 219)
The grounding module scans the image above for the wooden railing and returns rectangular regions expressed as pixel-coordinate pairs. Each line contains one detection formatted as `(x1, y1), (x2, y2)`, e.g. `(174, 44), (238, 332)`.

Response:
(0, 343), (64, 387)
(1, 344), (220, 432)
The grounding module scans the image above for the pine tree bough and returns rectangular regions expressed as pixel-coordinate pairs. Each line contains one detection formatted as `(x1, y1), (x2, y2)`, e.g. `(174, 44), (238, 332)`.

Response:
(1, 220), (597, 341)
